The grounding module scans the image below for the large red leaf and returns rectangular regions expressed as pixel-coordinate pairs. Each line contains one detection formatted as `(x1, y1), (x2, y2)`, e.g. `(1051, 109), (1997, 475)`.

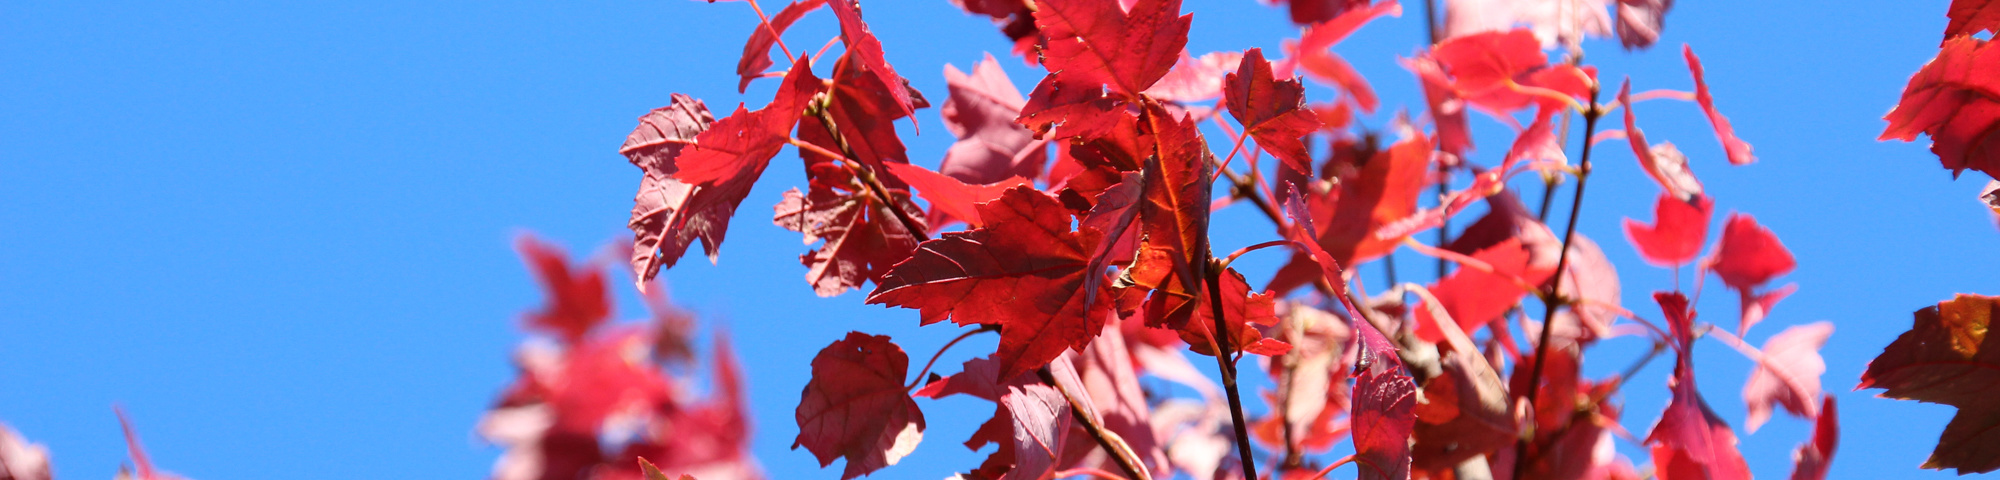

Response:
(794, 332), (926, 480)
(826, 0), (919, 124)
(1860, 294), (2000, 474)
(1946, 0), (2000, 43)
(1684, 46), (1755, 166)
(1353, 319), (1417, 480)
(1623, 193), (1713, 267)
(1646, 293), (1752, 480)
(940, 54), (1047, 185)
(1743, 321), (1831, 432)
(735, 0), (825, 93)
(1032, 0), (1191, 96)
(1432, 29), (1547, 95)
(0, 423), (50, 480)
(772, 186), (926, 297)
(1880, 36), (2000, 179)
(1705, 213), (1795, 291)
(1789, 396), (1838, 480)
(516, 235), (611, 343)
(1225, 48), (1322, 174)
(868, 187), (1113, 380)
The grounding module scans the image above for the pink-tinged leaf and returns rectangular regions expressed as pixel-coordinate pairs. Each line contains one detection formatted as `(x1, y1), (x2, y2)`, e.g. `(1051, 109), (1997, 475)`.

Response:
(632, 332), (764, 479)
(881, 162), (1028, 230)
(1433, 29), (1546, 96)
(1016, 75), (1131, 142)
(868, 187), (1112, 380)
(1646, 292), (1753, 480)
(1145, 50), (1244, 102)
(1270, 130), (1432, 294)
(940, 54), (1048, 185)
(1225, 48), (1322, 174)
(772, 186), (926, 297)
(1706, 213), (1796, 291)
(1620, 80), (1705, 200)
(623, 94), (715, 285)
(1743, 322), (1831, 432)
(1443, 0), (1611, 48)
(516, 235), (611, 343)
(736, 0), (826, 92)
(1250, 303), (1354, 454)
(1032, 0), (1192, 96)
(1879, 36), (2000, 179)
(117, 408), (190, 480)
(1614, 0), (1671, 49)
(1860, 294), (2000, 474)
(1075, 325), (1170, 474)
(1623, 193), (1713, 267)
(1738, 283), (1796, 336)
(1002, 382), (1074, 480)
(827, 0), (919, 125)
(1293, 0), (1401, 112)
(1947, 0), (2000, 43)
(1684, 46), (1755, 166)
(794, 332), (926, 480)
(1353, 319), (1417, 480)
(0, 423), (51, 480)
(1406, 55), (1473, 155)
(1790, 396), (1838, 480)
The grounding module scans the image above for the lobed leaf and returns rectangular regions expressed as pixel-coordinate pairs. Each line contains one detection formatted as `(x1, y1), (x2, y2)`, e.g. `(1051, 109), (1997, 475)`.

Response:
(794, 332), (927, 480)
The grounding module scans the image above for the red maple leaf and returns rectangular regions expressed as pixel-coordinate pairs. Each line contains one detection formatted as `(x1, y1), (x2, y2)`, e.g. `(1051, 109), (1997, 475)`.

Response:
(1414, 219), (1561, 344)
(797, 54), (929, 192)
(827, 0), (919, 125)
(1947, 0), (2000, 43)
(734, 0), (825, 93)
(1880, 36), (2000, 179)
(1646, 292), (1752, 480)
(1032, 0), (1191, 96)
(794, 332), (926, 480)
(1705, 213), (1795, 291)
(881, 162), (1027, 231)
(1225, 48), (1322, 174)
(1860, 294), (2000, 474)
(1623, 193), (1713, 268)
(1291, 1), (1401, 113)
(517, 235), (612, 343)
(1684, 46), (1755, 166)
(1352, 319), (1417, 480)
(1180, 267), (1289, 357)
(1742, 321), (1831, 432)
(1789, 396), (1839, 480)
(1269, 131), (1432, 294)
(939, 54), (1048, 185)
(771, 186), (926, 297)
(868, 186), (1113, 380)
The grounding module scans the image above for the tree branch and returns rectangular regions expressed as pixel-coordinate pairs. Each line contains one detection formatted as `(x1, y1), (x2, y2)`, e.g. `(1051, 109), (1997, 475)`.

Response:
(1513, 84), (1603, 480)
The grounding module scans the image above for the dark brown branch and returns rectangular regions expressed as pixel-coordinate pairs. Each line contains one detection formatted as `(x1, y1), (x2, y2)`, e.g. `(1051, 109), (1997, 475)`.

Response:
(1038, 367), (1152, 480)
(1512, 84), (1603, 480)
(1205, 257), (1260, 480)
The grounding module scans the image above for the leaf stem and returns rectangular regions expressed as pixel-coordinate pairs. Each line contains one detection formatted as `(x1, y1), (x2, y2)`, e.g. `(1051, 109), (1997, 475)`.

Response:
(1038, 367), (1153, 480)
(744, 0), (797, 63)
(1513, 84), (1602, 480)
(906, 324), (998, 391)
(801, 104), (932, 242)
(1204, 258), (1260, 480)
(1305, 454), (1358, 480)
(1219, 240), (1293, 271)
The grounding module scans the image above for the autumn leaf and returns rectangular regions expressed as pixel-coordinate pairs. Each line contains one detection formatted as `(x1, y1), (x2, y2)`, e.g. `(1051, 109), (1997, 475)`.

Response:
(1442, 0), (1610, 49)
(1946, 0), (2000, 43)
(940, 54), (1048, 185)
(1860, 294), (2000, 474)
(868, 186), (1113, 380)
(1180, 267), (1288, 357)
(1145, 50), (1244, 102)
(1620, 80), (1705, 200)
(1032, 0), (1191, 96)
(1879, 36), (2000, 179)
(1684, 46), (1755, 166)
(516, 235), (611, 343)
(880, 162), (1027, 230)
(1126, 108), (1217, 331)
(1615, 0), (1672, 49)
(1742, 322), (1831, 432)
(1623, 193), (1713, 267)
(735, 0), (825, 93)
(798, 54), (928, 191)
(1269, 130), (1431, 294)
(1790, 397), (1839, 480)
(1292, 0), (1401, 112)
(1706, 213), (1795, 291)
(794, 332), (926, 480)
(1352, 319), (1417, 480)
(1646, 292), (1752, 480)
(1002, 381), (1074, 480)
(827, 0), (920, 125)
(772, 186), (926, 297)
(1225, 48), (1322, 174)
(1278, 0), (1373, 25)
(1406, 55), (1472, 155)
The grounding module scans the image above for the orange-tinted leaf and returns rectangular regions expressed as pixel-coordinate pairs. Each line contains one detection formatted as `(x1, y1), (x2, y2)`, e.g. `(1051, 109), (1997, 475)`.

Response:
(794, 332), (926, 480)
(735, 0), (825, 93)
(516, 235), (611, 343)
(1947, 0), (2000, 43)
(1353, 320), (1417, 480)
(772, 186), (925, 297)
(1880, 36), (2000, 179)
(1033, 0), (1191, 96)
(868, 187), (1113, 379)
(1790, 396), (1839, 480)
(827, 0), (919, 125)
(1225, 48), (1321, 173)
(940, 54), (1048, 185)
(1646, 292), (1752, 480)
(1129, 109), (1216, 330)
(1684, 46), (1755, 166)
(1743, 322), (1831, 432)
(1623, 193), (1713, 267)
(1705, 213), (1795, 291)
(1860, 294), (2000, 474)
(1182, 268), (1285, 357)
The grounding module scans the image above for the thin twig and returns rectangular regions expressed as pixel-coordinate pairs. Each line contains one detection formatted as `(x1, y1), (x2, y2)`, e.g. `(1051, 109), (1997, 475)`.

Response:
(1513, 84), (1603, 480)
(1306, 454), (1359, 480)
(744, 0), (797, 63)
(1205, 259), (1260, 480)
(802, 105), (931, 242)
(906, 325), (998, 391)
(1038, 367), (1153, 480)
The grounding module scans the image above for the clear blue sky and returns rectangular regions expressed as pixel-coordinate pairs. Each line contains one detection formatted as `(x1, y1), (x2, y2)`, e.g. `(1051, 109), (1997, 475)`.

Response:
(0, 1), (1988, 479)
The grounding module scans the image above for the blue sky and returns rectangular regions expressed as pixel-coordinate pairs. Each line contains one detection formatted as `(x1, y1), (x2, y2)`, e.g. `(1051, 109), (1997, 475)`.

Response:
(0, 1), (1990, 479)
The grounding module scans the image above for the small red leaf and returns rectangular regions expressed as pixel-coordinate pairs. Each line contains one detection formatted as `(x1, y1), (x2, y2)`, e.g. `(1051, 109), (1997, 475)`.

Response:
(735, 0), (825, 93)
(1615, 0), (1672, 49)
(1684, 46), (1755, 166)
(516, 235), (611, 343)
(1706, 213), (1796, 291)
(1620, 80), (1705, 200)
(794, 332), (926, 480)
(827, 0), (919, 125)
(772, 186), (926, 297)
(1647, 292), (1753, 480)
(881, 162), (1027, 230)
(1790, 396), (1839, 480)
(1742, 322), (1831, 432)
(1879, 36), (2000, 179)
(117, 408), (188, 480)
(1225, 48), (1322, 174)
(1182, 268), (1283, 357)
(1623, 193), (1713, 267)
(1353, 320), (1417, 480)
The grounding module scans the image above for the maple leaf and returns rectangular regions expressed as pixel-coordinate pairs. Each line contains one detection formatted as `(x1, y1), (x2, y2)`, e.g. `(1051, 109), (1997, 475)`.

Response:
(1181, 267), (1288, 357)
(827, 0), (919, 125)
(1620, 80), (1705, 200)
(1015, 75), (1132, 142)
(772, 186), (926, 297)
(1251, 303), (1354, 454)
(1684, 46), (1756, 166)
(735, 0), (825, 93)
(1623, 193), (1713, 267)
(797, 54), (929, 191)
(627, 63), (823, 283)
(1880, 36), (2000, 179)
(1409, 294), (1515, 472)
(1145, 50), (1245, 102)
(1431, 29), (1565, 112)
(516, 235), (612, 343)
(1614, 0), (1671, 49)
(940, 54), (1048, 185)
(1743, 321), (1831, 432)
(1269, 130), (1431, 294)
(1124, 108), (1218, 331)
(1032, 0), (1191, 96)
(1443, 0), (1611, 49)
(1947, 0), (2000, 43)
(1705, 213), (1795, 291)
(1414, 216), (1562, 343)
(1292, 1), (1402, 113)
(1646, 292), (1752, 480)
(881, 162), (1027, 230)
(1072, 325), (1170, 474)
(1225, 48), (1322, 174)
(1352, 319), (1417, 480)
(1003, 381), (1075, 480)
(116, 408), (190, 480)
(1406, 55), (1473, 155)
(868, 186), (1113, 380)
(629, 332), (764, 480)
(0, 423), (50, 480)
(1860, 294), (2000, 474)
(794, 332), (926, 480)
(1789, 396), (1838, 480)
